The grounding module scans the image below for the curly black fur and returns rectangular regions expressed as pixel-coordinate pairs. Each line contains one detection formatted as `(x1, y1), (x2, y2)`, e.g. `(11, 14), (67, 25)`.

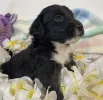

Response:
(1, 5), (84, 100)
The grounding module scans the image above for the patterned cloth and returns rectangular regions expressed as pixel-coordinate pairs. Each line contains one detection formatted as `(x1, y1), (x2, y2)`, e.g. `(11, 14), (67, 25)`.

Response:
(73, 8), (103, 38)
(72, 8), (103, 53)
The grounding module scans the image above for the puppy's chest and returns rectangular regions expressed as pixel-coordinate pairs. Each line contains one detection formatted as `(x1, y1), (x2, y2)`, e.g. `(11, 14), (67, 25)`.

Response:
(52, 43), (72, 66)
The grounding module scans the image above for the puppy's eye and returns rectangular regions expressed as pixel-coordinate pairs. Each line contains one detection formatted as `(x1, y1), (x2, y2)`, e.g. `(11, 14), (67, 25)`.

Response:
(54, 15), (63, 22)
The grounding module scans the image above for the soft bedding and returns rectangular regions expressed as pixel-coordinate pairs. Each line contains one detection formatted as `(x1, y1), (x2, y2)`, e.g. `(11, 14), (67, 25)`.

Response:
(0, 8), (103, 100)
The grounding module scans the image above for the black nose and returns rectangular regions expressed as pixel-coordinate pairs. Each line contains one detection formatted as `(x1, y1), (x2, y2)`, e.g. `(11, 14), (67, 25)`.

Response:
(75, 20), (83, 31)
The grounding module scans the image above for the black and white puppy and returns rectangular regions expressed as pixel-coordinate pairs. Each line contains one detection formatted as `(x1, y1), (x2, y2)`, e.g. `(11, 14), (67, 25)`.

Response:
(1, 5), (84, 100)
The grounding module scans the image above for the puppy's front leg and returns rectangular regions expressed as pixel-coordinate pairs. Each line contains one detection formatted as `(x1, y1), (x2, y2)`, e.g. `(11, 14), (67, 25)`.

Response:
(36, 60), (63, 100)
(65, 53), (76, 71)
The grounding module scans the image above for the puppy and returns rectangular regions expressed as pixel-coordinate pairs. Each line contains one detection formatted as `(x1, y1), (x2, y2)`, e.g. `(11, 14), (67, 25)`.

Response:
(1, 5), (84, 100)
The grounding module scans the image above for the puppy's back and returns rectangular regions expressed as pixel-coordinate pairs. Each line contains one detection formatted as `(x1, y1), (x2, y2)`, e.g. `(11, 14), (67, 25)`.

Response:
(1, 47), (36, 79)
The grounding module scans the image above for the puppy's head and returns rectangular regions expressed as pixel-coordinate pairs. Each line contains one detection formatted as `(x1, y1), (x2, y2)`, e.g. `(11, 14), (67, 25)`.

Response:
(30, 5), (84, 44)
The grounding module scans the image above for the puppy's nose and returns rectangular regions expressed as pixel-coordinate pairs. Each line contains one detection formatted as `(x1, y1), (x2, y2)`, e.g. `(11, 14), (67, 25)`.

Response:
(75, 20), (83, 31)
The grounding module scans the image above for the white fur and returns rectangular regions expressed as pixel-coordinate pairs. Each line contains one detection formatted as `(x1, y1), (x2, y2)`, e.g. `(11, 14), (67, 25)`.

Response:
(51, 42), (71, 66)
(65, 37), (80, 44)
(51, 37), (80, 66)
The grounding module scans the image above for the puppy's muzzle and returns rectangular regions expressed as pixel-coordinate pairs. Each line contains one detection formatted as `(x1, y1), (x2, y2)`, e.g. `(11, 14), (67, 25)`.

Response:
(75, 20), (84, 36)
(66, 20), (84, 36)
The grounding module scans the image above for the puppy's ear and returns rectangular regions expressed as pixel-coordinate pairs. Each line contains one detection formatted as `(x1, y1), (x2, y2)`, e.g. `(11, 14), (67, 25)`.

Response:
(30, 14), (45, 38)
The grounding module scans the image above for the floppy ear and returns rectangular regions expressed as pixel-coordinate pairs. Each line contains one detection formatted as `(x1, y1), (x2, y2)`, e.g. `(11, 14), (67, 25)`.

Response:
(30, 15), (45, 38)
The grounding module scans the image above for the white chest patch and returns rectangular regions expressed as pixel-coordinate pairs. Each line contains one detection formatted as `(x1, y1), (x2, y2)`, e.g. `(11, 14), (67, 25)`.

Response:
(51, 42), (72, 66)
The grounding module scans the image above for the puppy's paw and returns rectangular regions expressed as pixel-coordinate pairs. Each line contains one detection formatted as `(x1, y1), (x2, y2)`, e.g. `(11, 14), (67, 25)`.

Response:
(57, 92), (64, 100)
